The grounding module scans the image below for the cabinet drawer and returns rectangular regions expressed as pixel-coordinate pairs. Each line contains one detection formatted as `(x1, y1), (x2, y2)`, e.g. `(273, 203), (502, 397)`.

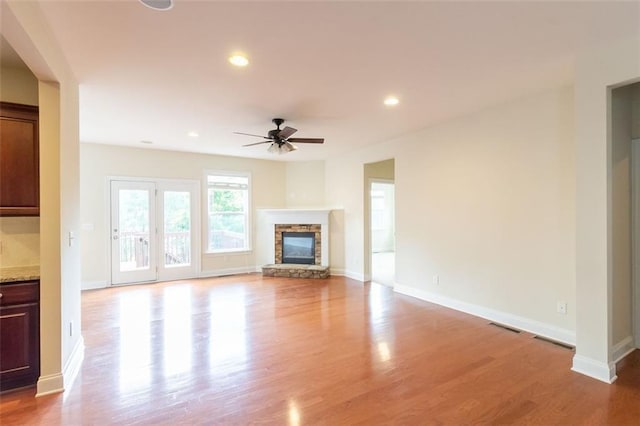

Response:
(0, 281), (39, 306)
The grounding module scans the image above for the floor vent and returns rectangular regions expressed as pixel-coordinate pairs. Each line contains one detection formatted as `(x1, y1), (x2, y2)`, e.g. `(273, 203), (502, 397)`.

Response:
(488, 322), (521, 333)
(533, 335), (574, 350)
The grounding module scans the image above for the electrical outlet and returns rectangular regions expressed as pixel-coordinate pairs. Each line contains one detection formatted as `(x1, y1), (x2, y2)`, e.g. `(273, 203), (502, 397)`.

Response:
(557, 301), (567, 315)
(433, 274), (439, 285)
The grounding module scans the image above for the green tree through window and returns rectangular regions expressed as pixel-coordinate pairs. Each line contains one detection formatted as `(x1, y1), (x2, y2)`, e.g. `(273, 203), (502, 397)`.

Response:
(207, 173), (250, 252)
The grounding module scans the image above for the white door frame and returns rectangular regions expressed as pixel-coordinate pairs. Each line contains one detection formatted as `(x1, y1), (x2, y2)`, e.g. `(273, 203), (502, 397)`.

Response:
(108, 176), (201, 285)
(631, 138), (640, 348)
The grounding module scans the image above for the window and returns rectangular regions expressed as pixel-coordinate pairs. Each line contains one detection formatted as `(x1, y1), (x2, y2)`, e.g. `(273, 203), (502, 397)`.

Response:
(206, 172), (250, 252)
(371, 189), (386, 230)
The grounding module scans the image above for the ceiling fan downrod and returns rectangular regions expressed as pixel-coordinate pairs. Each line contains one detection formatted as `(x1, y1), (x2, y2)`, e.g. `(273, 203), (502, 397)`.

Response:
(272, 118), (285, 129)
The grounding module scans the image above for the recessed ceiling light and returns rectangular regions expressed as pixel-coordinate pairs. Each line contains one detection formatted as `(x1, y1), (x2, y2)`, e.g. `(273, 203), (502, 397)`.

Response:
(229, 54), (249, 67)
(139, 0), (173, 11)
(384, 96), (400, 106)
(140, 140), (153, 144)
(188, 131), (199, 138)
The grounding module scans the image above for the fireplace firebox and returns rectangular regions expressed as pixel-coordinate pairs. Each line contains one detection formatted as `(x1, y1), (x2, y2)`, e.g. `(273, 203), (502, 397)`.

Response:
(282, 232), (316, 265)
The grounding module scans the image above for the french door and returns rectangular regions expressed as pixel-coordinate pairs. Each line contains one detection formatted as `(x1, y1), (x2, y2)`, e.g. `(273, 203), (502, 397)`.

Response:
(110, 179), (199, 285)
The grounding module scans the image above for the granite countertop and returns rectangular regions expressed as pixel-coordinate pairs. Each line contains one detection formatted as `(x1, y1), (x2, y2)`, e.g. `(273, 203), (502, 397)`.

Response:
(0, 266), (40, 283)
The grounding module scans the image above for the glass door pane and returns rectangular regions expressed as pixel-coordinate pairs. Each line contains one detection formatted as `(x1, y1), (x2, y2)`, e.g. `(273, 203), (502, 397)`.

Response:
(111, 181), (157, 285)
(119, 189), (151, 271)
(157, 181), (198, 282)
(163, 191), (191, 267)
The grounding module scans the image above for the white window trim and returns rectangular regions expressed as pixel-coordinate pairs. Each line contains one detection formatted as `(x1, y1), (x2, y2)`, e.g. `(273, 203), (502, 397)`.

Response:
(203, 170), (252, 254)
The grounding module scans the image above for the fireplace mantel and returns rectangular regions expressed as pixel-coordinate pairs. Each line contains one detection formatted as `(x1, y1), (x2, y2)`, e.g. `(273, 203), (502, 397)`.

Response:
(260, 209), (331, 225)
(259, 209), (331, 266)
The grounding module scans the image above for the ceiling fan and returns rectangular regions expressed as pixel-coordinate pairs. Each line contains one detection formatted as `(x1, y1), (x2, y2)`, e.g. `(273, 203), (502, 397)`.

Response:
(234, 118), (324, 154)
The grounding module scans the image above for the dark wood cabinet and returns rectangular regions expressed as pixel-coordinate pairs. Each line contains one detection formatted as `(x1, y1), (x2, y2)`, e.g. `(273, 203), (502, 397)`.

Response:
(0, 102), (39, 216)
(0, 280), (40, 391)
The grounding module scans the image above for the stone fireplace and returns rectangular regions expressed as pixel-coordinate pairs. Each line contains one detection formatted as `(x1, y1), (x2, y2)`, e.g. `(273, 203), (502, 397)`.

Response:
(260, 209), (331, 278)
(275, 224), (321, 265)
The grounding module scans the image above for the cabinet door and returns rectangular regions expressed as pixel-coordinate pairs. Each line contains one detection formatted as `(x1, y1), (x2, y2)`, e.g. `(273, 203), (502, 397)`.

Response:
(0, 303), (40, 391)
(0, 102), (39, 216)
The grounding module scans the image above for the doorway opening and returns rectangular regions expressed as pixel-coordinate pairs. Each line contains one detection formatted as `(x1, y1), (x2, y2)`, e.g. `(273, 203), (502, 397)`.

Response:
(110, 178), (199, 285)
(632, 137), (640, 350)
(370, 180), (395, 286)
(364, 159), (395, 287)
(616, 81), (640, 363)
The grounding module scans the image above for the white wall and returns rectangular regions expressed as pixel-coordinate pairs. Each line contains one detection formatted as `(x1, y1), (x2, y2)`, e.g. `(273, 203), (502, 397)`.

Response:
(327, 86), (576, 339)
(79, 143), (287, 286)
(325, 145), (397, 281)
(573, 33), (640, 382)
(3, 0), (83, 395)
(285, 161), (325, 207)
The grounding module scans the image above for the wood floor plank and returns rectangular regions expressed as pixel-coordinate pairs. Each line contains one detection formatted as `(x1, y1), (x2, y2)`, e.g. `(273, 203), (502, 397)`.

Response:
(1, 274), (639, 424)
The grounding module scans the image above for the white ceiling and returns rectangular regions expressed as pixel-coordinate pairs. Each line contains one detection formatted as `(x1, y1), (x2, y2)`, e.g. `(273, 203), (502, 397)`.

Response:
(21, 1), (640, 161)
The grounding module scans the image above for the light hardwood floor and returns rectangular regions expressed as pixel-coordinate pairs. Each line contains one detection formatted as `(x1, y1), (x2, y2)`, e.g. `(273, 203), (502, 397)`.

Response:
(1, 274), (639, 424)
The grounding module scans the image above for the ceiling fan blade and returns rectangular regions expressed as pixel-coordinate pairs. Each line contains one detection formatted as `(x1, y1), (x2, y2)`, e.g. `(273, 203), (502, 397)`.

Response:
(233, 131), (270, 139)
(242, 141), (272, 147)
(277, 126), (297, 139)
(287, 138), (324, 144)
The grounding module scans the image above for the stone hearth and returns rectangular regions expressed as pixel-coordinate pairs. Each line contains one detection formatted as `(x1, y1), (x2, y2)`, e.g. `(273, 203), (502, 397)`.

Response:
(262, 264), (330, 279)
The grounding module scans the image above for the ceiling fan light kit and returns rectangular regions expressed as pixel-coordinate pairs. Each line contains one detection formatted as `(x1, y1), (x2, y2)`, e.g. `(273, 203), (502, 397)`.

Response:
(235, 118), (324, 154)
(268, 141), (297, 154)
(139, 0), (173, 11)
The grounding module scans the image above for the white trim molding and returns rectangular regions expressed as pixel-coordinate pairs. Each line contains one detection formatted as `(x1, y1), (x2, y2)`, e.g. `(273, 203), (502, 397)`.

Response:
(330, 268), (345, 276)
(63, 336), (85, 391)
(344, 270), (367, 282)
(612, 336), (635, 363)
(394, 284), (576, 345)
(632, 138), (640, 351)
(81, 280), (108, 291)
(572, 354), (617, 384)
(37, 336), (86, 396)
(200, 266), (257, 278)
(36, 373), (64, 397)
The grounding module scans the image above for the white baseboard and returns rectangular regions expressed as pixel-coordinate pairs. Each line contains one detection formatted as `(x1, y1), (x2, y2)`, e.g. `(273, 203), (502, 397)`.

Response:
(612, 336), (635, 363)
(81, 280), (108, 290)
(572, 354), (617, 383)
(330, 267), (345, 276)
(63, 336), (85, 391)
(36, 336), (85, 397)
(343, 270), (366, 282)
(393, 284), (576, 346)
(200, 266), (257, 278)
(36, 373), (64, 397)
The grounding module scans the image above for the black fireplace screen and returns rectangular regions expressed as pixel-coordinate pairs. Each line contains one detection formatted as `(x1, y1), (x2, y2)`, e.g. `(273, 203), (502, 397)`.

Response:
(282, 232), (315, 264)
